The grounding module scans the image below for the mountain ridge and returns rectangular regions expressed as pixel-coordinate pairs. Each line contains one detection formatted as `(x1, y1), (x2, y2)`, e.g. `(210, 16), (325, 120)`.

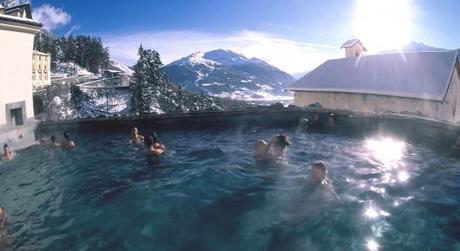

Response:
(163, 49), (295, 100)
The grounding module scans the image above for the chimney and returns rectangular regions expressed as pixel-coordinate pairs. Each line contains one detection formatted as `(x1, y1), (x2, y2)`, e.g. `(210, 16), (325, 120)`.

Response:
(340, 39), (367, 58)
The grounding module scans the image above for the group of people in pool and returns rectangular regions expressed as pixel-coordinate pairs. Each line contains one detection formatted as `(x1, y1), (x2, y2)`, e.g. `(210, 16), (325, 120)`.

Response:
(255, 134), (340, 210)
(0, 128), (340, 244)
(2, 131), (76, 161)
(130, 127), (166, 156)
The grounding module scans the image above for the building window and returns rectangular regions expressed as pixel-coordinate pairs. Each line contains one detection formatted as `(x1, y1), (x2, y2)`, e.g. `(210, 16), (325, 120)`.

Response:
(5, 101), (27, 127)
(10, 108), (24, 126)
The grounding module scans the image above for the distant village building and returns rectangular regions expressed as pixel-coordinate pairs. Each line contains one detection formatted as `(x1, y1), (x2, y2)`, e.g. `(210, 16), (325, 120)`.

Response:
(290, 40), (460, 124)
(0, 4), (42, 149)
(32, 50), (51, 90)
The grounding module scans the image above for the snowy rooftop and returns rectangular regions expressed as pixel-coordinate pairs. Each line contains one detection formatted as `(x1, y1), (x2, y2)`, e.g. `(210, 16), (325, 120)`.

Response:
(290, 51), (458, 101)
(0, 13), (41, 26)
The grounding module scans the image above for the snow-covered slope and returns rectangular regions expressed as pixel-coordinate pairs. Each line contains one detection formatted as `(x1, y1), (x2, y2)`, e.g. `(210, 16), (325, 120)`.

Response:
(163, 49), (295, 100)
(51, 62), (93, 78)
(108, 60), (134, 76)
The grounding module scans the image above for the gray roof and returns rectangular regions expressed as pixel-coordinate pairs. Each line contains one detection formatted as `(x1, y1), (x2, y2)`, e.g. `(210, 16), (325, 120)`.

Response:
(290, 51), (459, 101)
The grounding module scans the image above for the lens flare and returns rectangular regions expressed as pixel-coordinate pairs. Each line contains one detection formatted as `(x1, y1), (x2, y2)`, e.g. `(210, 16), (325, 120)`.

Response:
(353, 0), (414, 52)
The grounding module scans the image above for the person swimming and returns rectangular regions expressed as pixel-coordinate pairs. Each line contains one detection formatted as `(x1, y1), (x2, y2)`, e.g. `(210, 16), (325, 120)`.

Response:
(2, 144), (12, 161)
(50, 135), (61, 148)
(305, 161), (340, 205)
(144, 133), (166, 156)
(255, 134), (291, 164)
(130, 127), (144, 144)
(63, 131), (76, 149)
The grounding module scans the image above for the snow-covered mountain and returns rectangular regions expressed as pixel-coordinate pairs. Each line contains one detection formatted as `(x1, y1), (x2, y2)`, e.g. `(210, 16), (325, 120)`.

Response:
(163, 49), (296, 100)
(380, 41), (455, 54)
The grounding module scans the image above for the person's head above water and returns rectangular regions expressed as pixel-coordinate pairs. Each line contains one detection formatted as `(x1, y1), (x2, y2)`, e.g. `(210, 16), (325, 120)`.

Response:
(274, 134), (290, 149)
(310, 161), (327, 184)
(144, 135), (153, 147)
(64, 131), (72, 141)
(131, 127), (139, 135)
(151, 132), (158, 144)
(51, 135), (57, 144)
(3, 144), (9, 153)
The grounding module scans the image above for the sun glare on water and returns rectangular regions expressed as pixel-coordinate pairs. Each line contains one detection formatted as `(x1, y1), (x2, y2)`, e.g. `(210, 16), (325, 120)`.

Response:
(365, 137), (406, 165)
(353, 0), (414, 52)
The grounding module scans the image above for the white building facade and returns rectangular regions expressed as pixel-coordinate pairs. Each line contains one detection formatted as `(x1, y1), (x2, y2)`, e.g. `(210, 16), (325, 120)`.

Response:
(32, 50), (51, 90)
(0, 4), (42, 149)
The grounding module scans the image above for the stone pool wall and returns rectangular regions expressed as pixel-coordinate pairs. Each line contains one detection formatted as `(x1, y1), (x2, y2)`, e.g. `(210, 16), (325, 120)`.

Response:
(36, 107), (460, 151)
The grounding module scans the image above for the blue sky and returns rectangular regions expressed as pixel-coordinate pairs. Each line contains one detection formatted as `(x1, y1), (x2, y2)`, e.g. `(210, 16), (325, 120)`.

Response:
(31, 0), (460, 75)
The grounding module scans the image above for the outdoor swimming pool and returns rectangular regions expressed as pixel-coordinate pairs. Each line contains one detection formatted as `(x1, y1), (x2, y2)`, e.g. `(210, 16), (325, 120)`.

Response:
(1, 127), (460, 250)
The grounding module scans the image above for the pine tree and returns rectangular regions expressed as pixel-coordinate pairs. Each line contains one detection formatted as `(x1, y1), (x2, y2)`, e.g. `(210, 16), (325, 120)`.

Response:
(130, 45), (167, 114)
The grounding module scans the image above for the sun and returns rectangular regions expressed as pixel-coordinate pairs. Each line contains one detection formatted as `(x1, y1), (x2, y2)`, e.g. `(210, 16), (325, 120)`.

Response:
(353, 0), (414, 52)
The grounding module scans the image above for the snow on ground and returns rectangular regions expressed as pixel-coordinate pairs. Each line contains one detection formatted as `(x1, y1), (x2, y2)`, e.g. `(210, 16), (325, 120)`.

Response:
(110, 60), (134, 75)
(213, 89), (293, 101)
(195, 71), (206, 82)
(201, 82), (226, 87)
(52, 62), (94, 78)
(256, 83), (274, 91)
(173, 51), (220, 68)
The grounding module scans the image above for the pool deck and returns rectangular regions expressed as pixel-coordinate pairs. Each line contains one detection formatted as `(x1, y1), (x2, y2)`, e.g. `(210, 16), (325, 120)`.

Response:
(37, 107), (460, 150)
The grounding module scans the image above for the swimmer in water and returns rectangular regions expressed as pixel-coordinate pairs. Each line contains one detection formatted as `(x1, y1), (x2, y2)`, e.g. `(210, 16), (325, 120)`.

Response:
(2, 144), (12, 161)
(130, 127), (144, 144)
(144, 133), (166, 156)
(306, 161), (340, 204)
(254, 134), (290, 164)
(271, 134), (290, 159)
(50, 135), (60, 148)
(63, 131), (76, 149)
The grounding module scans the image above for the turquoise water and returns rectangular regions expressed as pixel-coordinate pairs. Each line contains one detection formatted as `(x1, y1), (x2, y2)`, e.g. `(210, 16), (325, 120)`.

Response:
(1, 128), (460, 250)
